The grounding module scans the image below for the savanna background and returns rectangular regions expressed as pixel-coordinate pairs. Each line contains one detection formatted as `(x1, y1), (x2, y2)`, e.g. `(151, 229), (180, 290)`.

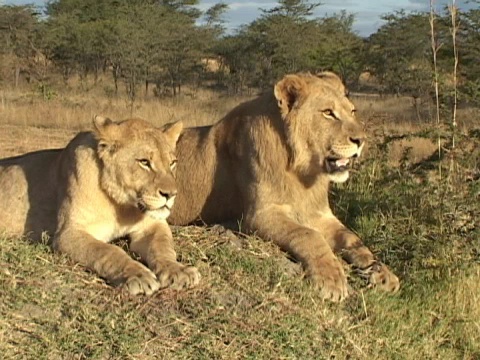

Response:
(0, 0), (479, 359)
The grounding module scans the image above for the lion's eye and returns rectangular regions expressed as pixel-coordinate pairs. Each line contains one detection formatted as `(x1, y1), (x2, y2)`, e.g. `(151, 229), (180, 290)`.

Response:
(322, 109), (336, 119)
(170, 159), (177, 169)
(351, 109), (357, 116)
(138, 159), (151, 169)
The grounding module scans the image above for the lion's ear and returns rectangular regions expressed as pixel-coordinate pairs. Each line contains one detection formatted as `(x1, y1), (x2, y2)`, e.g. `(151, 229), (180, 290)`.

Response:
(93, 115), (118, 140)
(316, 71), (347, 95)
(274, 75), (308, 115)
(162, 121), (184, 147)
(93, 115), (114, 133)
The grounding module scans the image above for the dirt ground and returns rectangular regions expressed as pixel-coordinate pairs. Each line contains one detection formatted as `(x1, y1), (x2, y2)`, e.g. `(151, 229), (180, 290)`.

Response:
(0, 124), (74, 158)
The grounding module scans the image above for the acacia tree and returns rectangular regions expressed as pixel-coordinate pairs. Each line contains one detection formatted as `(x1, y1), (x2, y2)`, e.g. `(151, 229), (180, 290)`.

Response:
(44, 0), (121, 85)
(366, 11), (434, 98)
(216, 0), (362, 91)
(459, 6), (480, 105)
(309, 11), (364, 86)
(156, 10), (205, 96)
(0, 5), (43, 87)
(42, 0), (220, 98)
(244, 0), (322, 87)
(214, 31), (260, 94)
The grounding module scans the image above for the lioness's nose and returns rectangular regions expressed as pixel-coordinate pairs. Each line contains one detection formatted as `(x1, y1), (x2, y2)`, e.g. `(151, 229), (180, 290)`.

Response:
(159, 189), (177, 200)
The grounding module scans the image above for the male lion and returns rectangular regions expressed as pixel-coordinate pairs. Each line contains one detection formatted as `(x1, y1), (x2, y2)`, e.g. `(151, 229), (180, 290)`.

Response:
(0, 116), (200, 295)
(169, 72), (399, 301)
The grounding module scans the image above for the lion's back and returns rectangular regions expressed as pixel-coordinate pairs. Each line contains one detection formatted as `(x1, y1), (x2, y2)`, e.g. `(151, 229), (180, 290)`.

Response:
(0, 149), (62, 238)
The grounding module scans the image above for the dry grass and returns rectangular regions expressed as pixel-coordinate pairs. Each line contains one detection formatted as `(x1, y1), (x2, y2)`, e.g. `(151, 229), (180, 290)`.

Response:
(0, 85), (251, 131)
(354, 94), (480, 135)
(387, 137), (438, 167)
(0, 85), (250, 158)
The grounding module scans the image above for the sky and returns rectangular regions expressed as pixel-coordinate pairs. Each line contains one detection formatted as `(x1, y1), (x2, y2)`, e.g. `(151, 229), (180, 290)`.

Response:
(2, 0), (475, 36)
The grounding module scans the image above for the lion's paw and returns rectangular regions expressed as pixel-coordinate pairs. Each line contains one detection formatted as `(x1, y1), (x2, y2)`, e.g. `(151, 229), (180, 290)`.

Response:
(123, 264), (160, 296)
(308, 256), (349, 302)
(156, 262), (201, 290)
(362, 262), (400, 293)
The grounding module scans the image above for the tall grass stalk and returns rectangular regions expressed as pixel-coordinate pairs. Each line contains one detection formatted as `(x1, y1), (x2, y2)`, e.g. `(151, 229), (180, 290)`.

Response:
(448, 2), (459, 150)
(430, 0), (442, 178)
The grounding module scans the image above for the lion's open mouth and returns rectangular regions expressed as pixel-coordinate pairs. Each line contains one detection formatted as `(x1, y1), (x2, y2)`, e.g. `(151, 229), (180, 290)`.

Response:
(325, 157), (352, 173)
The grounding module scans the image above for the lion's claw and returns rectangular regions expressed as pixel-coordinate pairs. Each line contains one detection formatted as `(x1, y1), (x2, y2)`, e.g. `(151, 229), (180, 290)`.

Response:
(156, 262), (201, 290)
(308, 256), (349, 302)
(356, 261), (400, 293)
(368, 262), (400, 292)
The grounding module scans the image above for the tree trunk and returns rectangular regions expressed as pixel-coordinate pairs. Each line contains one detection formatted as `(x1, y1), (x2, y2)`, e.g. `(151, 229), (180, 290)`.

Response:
(145, 67), (149, 97)
(62, 65), (71, 85)
(170, 76), (176, 97)
(112, 65), (119, 95)
(14, 66), (20, 88)
(94, 63), (99, 85)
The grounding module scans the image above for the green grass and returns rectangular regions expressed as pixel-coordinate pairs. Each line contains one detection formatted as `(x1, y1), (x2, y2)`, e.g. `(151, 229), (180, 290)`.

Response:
(1, 130), (479, 359)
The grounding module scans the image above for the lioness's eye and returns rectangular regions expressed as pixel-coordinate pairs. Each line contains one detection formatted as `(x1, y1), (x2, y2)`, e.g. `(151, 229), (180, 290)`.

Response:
(170, 159), (177, 169)
(351, 109), (357, 116)
(138, 159), (151, 169)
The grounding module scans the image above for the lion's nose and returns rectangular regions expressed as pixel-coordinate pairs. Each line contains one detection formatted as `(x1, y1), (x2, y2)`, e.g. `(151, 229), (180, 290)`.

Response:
(159, 189), (177, 200)
(349, 137), (364, 148)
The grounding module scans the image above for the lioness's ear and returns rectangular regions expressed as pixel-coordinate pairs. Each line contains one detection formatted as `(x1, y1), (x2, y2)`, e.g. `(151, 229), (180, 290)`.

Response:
(162, 121), (184, 147)
(92, 115), (118, 154)
(274, 74), (308, 115)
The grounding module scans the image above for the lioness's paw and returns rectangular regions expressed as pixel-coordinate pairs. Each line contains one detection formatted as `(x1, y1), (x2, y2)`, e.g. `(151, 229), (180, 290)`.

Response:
(123, 265), (160, 296)
(308, 256), (349, 302)
(156, 262), (201, 290)
(368, 262), (400, 292)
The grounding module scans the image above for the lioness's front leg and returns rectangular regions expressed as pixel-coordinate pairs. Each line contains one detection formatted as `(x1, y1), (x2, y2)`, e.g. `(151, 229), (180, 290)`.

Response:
(129, 223), (200, 290)
(312, 216), (400, 292)
(53, 228), (160, 295)
(250, 206), (348, 302)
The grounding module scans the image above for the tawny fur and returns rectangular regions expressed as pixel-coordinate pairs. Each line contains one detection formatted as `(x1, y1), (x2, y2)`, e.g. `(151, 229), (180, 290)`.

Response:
(169, 72), (399, 301)
(0, 117), (200, 295)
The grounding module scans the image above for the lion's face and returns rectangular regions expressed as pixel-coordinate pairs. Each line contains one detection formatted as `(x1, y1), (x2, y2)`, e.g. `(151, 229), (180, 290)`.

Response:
(94, 117), (183, 220)
(274, 72), (365, 183)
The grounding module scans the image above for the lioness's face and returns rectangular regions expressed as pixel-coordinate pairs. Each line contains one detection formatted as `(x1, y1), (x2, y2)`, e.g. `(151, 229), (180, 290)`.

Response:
(275, 72), (365, 183)
(94, 117), (183, 220)
(113, 136), (178, 220)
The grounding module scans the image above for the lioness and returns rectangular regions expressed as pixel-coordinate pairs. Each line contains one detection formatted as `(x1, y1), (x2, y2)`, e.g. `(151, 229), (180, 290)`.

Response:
(0, 116), (200, 295)
(169, 72), (399, 301)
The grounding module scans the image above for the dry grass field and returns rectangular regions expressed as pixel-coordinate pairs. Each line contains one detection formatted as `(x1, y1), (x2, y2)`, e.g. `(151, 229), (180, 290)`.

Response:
(0, 83), (479, 359)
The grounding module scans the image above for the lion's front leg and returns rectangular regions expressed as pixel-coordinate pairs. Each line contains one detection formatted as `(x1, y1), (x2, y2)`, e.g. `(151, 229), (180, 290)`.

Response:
(53, 228), (160, 295)
(129, 223), (201, 290)
(250, 207), (349, 302)
(312, 216), (400, 293)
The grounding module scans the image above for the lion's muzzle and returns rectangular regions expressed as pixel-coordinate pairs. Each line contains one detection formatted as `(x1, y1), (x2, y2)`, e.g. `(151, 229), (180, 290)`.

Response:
(326, 139), (364, 174)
